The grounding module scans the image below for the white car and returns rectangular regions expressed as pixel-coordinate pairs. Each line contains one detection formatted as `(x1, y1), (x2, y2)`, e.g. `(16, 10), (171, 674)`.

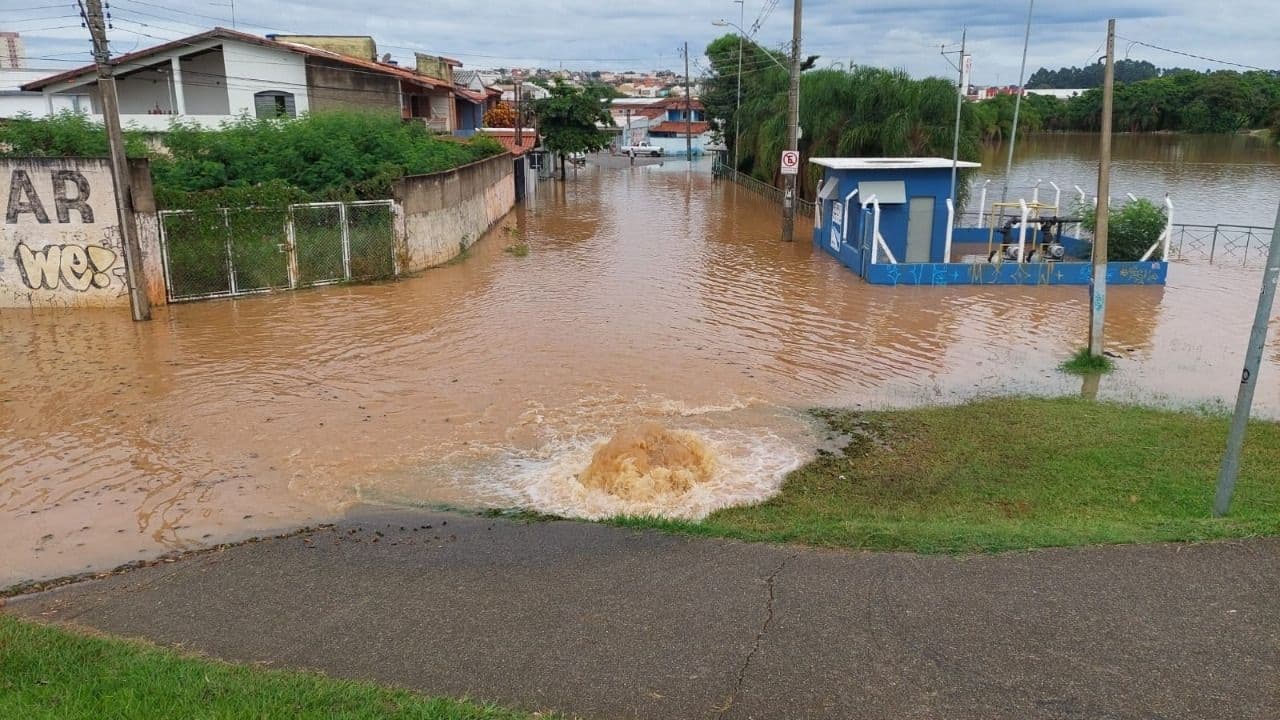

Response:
(621, 143), (663, 158)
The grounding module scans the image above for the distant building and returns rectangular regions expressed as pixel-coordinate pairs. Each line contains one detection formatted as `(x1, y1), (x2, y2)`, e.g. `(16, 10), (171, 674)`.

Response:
(20, 27), (471, 131)
(0, 32), (22, 69)
(1026, 88), (1086, 100)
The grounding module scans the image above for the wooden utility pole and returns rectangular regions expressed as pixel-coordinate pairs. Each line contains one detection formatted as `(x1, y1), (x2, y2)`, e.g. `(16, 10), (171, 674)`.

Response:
(1214, 203), (1280, 516)
(780, 0), (802, 241)
(1088, 18), (1115, 357)
(684, 41), (693, 162)
(82, 0), (150, 321)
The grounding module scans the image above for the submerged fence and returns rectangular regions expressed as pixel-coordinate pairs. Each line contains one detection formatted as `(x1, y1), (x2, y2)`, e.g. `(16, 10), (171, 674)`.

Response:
(159, 200), (398, 302)
(713, 160), (815, 217)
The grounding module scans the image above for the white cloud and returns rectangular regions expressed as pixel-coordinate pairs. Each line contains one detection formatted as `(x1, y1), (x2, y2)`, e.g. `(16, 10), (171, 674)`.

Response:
(9, 0), (1275, 81)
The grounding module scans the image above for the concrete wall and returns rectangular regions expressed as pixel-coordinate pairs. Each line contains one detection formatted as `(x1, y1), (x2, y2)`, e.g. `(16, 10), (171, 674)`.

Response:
(305, 57), (400, 114)
(1, 158), (165, 309)
(393, 153), (514, 270)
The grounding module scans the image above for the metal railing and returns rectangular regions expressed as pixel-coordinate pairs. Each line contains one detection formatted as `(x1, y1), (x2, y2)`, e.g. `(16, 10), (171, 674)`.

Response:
(714, 160), (815, 216)
(159, 200), (398, 303)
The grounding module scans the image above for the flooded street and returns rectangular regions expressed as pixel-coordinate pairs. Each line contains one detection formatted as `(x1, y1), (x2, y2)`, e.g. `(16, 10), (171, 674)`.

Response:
(3, 154), (1279, 585)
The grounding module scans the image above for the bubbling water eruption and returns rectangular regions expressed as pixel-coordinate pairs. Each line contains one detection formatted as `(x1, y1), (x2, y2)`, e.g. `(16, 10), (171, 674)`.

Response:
(578, 422), (717, 501)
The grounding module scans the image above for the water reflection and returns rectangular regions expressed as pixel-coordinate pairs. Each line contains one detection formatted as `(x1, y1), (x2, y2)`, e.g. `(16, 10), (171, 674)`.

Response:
(1, 155), (1276, 585)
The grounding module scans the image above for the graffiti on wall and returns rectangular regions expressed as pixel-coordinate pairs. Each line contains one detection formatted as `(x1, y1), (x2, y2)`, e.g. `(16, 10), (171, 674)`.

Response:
(4, 166), (123, 294)
(6, 169), (95, 225)
(14, 242), (118, 291)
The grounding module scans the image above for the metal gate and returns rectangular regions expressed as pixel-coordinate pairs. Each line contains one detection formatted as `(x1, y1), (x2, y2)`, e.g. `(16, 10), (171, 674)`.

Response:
(159, 200), (398, 302)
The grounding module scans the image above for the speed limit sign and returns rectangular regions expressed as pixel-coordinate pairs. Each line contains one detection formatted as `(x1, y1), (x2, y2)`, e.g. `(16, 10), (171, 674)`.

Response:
(780, 150), (800, 175)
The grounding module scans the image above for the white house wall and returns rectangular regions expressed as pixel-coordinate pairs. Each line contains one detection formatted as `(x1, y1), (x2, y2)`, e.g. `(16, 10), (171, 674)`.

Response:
(181, 50), (232, 115)
(221, 42), (309, 117)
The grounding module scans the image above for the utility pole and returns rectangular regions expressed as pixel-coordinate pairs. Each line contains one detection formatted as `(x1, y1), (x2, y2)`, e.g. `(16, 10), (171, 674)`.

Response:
(82, 0), (150, 321)
(733, 0), (744, 172)
(999, 0), (1035, 208)
(1088, 18), (1115, 358)
(780, 0), (802, 242)
(684, 41), (693, 162)
(1213, 203), (1280, 516)
(943, 27), (967, 207)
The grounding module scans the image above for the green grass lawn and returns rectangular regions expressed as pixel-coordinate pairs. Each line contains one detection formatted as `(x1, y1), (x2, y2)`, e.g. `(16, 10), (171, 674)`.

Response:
(0, 616), (555, 720)
(613, 397), (1280, 553)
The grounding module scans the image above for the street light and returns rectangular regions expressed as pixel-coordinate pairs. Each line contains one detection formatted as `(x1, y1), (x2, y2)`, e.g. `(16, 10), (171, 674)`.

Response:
(713, 3), (744, 171)
(711, 19), (790, 72)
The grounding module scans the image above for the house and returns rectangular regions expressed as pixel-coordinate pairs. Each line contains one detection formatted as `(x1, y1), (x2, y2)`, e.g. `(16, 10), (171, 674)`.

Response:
(2, 67), (89, 118)
(452, 69), (502, 136)
(21, 28), (459, 131)
(481, 127), (540, 200)
(642, 97), (712, 156)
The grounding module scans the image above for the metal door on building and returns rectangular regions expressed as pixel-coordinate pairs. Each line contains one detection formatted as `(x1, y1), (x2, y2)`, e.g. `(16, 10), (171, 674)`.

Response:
(906, 197), (935, 263)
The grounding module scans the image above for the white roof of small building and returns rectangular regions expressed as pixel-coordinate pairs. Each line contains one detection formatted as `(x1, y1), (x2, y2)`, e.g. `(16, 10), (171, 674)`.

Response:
(809, 157), (981, 170)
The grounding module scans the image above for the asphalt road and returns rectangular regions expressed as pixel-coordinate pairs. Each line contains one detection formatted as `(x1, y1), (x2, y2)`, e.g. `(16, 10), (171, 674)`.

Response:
(8, 507), (1279, 719)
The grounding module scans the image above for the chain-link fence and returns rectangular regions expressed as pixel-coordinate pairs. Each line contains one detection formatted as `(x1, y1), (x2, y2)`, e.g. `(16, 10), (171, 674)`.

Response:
(160, 200), (399, 302)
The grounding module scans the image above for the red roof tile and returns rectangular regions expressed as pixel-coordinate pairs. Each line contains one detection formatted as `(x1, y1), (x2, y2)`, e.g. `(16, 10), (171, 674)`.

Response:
(483, 131), (538, 157)
(649, 121), (710, 135)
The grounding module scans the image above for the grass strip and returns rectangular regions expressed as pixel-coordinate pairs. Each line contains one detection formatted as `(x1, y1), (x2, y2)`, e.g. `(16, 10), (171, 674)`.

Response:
(0, 616), (558, 720)
(612, 397), (1280, 553)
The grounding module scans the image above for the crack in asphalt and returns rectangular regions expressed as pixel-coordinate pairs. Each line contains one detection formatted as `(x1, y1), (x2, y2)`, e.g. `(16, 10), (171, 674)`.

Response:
(717, 552), (796, 720)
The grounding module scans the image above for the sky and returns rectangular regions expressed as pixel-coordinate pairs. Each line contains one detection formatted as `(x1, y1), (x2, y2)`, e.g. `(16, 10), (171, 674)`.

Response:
(7, 0), (1277, 85)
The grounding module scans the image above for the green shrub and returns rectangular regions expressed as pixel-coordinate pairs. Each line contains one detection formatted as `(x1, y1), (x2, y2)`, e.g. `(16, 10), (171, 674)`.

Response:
(1080, 197), (1167, 262)
(0, 110), (149, 157)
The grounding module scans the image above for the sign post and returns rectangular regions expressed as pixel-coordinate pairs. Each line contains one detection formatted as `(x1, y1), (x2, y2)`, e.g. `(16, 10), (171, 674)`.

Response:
(780, 150), (799, 176)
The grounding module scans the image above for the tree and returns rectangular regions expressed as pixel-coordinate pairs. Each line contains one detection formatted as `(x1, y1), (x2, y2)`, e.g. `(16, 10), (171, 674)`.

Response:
(534, 80), (613, 180)
(483, 102), (517, 128)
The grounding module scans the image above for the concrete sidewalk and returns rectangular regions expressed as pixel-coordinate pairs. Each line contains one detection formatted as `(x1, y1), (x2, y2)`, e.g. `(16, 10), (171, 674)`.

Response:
(8, 507), (1279, 719)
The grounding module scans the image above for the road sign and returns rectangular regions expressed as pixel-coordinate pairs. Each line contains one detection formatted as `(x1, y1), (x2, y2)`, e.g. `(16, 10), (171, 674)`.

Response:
(780, 150), (800, 175)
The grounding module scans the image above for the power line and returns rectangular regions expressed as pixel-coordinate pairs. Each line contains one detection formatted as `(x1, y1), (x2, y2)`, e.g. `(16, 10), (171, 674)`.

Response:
(1115, 35), (1269, 72)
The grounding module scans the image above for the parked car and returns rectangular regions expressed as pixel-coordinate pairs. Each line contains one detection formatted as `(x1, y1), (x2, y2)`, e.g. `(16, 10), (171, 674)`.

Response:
(621, 142), (663, 158)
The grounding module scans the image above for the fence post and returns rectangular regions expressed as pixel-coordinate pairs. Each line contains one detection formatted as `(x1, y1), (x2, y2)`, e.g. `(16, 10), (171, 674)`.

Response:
(286, 205), (298, 289)
(223, 208), (237, 295)
(1210, 225), (1219, 263)
(339, 202), (352, 280)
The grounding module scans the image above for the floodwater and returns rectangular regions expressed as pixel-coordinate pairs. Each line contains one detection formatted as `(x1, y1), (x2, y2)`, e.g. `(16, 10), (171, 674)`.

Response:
(974, 133), (1280, 227)
(3, 151), (1279, 586)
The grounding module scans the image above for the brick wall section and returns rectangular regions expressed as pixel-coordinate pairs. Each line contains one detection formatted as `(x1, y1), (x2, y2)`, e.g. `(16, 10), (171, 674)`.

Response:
(393, 153), (514, 270)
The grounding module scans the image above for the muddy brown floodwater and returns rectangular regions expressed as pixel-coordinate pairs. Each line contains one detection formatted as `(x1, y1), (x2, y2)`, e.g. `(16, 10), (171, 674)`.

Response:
(2, 156), (1278, 585)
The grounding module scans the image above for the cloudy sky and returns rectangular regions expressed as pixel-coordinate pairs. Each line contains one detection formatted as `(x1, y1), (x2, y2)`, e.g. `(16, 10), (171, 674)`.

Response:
(8, 0), (1276, 84)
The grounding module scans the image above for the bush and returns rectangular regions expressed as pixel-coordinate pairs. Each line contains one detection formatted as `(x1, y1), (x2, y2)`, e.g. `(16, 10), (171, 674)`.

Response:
(150, 112), (503, 205)
(1080, 197), (1167, 262)
(0, 110), (149, 158)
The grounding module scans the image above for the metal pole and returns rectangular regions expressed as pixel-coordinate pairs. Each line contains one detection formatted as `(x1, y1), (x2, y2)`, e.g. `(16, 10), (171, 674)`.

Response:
(1000, 0), (1035, 207)
(1214, 203), (1280, 516)
(734, 0), (743, 172)
(1088, 19), (1115, 358)
(684, 41), (693, 162)
(781, 0), (802, 242)
(948, 27), (966, 208)
(84, 0), (151, 321)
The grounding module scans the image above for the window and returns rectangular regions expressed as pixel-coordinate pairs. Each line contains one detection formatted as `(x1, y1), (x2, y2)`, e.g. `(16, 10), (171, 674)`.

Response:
(254, 91), (296, 119)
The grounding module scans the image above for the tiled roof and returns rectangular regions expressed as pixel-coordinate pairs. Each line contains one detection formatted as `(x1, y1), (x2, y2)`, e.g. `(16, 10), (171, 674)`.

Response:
(22, 27), (451, 92)
(482, 130), (538, 157)
(649, 121), (711, 135)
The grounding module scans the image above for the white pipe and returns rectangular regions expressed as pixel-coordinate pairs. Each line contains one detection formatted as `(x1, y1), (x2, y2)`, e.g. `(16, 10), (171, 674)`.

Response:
(1074, 185), (1086, 239)
(977, 180), (990, 228)
(1143, 195), (1174, 261)
(1126, 192), (1138, 203)
(863, 194), (878, 264)
(1031, 179), (1042, 204)
(871, 198), (897, 264)
(841, 188), (858, 244)
(1017, 199), (1029, 263)
(945, 198), (955, 263)
(1048, 181), (1060, 214)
